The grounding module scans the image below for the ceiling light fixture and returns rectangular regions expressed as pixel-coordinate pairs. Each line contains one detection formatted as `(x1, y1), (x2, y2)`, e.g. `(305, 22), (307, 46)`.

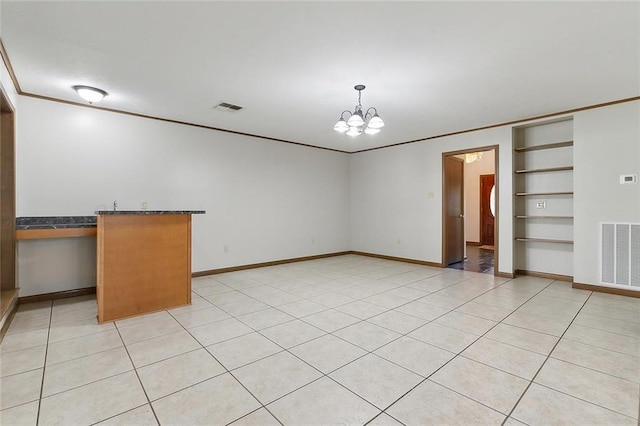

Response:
(73, 85), (108, 104)
(465, 152), (484, 164)
(334, 85), (384, 137)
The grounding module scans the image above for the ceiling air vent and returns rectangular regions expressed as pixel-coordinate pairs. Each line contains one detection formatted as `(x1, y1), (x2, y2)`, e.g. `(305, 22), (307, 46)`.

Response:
(214, 102), (244, 112)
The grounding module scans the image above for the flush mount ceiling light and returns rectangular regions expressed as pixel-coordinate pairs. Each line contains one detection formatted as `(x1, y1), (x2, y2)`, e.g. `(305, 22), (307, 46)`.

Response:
(333, 85), (385, 137)
(72, 85), (108, 104)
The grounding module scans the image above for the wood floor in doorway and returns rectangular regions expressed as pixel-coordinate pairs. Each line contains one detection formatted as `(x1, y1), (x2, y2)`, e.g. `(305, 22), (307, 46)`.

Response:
(449, 244), (494, 274)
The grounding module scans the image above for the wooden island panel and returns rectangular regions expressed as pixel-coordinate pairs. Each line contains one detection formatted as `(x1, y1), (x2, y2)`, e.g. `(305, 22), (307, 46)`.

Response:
(97, 214), (191, 323)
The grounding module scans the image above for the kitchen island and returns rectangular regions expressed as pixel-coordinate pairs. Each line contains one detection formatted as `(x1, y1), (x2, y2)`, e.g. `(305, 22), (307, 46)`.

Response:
(96, 210), (204, 323)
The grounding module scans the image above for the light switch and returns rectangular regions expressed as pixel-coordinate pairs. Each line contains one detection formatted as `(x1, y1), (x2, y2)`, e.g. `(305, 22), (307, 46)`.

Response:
(427, 192), (434, 199)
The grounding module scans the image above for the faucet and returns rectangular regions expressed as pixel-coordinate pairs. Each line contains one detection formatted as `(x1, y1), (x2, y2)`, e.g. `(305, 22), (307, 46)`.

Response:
(113, 200), (118, 211)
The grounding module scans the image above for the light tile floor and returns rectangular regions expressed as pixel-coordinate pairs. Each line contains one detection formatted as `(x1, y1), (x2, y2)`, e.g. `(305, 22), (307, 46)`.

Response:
(1, 254), (638, 425)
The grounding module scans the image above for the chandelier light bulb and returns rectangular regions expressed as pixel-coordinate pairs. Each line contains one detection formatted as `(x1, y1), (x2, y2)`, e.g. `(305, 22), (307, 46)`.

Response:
(346, 127), (362, 137)
(333, 119), (349, 132)
(347, 110), (364, 127)
(367, 114), (385, 129)
(364, 127), (381, 135)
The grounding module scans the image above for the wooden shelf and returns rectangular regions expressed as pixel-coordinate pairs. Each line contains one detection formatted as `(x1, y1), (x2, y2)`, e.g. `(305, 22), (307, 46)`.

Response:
(514, 141), (573, 152)
(515, 191), (573, 196)
(1, 289), (17, 320)
(16, 227), (97, 240)
(515, 166), (573, 174)
(515, 215), (573, 219)
(515, 238), (574, 244)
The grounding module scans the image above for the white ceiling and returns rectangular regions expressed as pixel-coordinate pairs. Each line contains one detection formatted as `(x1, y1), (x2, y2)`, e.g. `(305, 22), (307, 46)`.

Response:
(2, 1), (638, 153)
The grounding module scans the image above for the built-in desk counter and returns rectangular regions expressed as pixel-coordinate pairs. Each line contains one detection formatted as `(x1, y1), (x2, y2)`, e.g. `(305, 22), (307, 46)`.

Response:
(16, 216), (97, 240)
(96, 210), (204, 323)
(16, 216), (98, 298)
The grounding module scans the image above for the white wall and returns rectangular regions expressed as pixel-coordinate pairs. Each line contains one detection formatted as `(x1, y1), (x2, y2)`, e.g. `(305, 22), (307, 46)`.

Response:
(14, 94), (640, 295)
(573, 100), (640, 287)
(16, 96), (351, 277)
(350, 100), (639, 285)
(18, 238), (96, 296)
(463, 150), (495, 243)
(350, 127), (513, 273)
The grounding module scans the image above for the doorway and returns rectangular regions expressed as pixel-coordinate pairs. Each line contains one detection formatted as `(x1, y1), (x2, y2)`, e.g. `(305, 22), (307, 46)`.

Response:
(442, 147), (498, 275)
(0, 87), (16, 330)
(443, 156), (465, 265)
(480, 174), (495, 247)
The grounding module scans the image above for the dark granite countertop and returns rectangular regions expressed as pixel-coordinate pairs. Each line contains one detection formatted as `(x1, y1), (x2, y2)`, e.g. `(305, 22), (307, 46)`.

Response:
(95, 210), (206, 215)
(17, 211), (205, 229)
(16, 216), (97, 230)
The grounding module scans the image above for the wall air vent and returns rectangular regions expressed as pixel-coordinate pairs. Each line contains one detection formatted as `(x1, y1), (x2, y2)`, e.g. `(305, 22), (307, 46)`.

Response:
(600, 223), (640, 287)
(214, 102), (244, 112)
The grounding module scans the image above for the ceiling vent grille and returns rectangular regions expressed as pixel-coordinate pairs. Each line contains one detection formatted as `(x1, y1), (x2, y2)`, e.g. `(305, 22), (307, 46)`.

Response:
(214, 102), (244, 112)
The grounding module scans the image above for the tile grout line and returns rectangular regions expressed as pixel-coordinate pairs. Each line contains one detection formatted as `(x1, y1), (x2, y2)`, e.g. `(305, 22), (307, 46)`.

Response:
(112, 321), (162, 426)
(42, 324), (113, 347)
(526, 342), (640, 383)
(87, 404), (150, 426)
(40, 341), (122, 370)
(565, 314), (640, 339)
(34, 300), (53, 426)
(532, 381), (639, 421)
(501, 290), (595, 425)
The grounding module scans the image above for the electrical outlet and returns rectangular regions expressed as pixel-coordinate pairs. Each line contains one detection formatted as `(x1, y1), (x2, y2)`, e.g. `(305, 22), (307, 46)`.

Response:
(311, 237), (315, 244)
(397, 239), (401, 245)
(427, 192), (434, 199)
(536, 201), (546, 209)
(223, 245), (228, 253)
(141, 201), (148, 210)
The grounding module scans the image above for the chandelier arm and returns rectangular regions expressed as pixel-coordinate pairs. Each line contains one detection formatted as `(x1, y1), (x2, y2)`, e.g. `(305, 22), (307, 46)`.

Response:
(365, 107), (378, 120)
(340, 110), (353, 121)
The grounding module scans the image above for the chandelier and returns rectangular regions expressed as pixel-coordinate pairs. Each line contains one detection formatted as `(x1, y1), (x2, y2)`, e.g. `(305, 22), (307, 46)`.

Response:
(333, 85), (385, 136)
(465, 152), (484, 163)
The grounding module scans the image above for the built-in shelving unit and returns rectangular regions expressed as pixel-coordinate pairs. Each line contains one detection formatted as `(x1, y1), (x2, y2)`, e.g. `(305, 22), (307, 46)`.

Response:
(515, 191), (573, 196)
(514, 238), (574, 244)
(514, 141), (573, 152)
(515, 215), (573, 219)
(515, 166), (573, 174)
(513, 118), (574, 278)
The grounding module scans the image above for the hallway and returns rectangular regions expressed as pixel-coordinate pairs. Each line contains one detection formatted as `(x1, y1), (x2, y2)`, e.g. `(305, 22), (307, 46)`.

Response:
(448, 244), (495, 275)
